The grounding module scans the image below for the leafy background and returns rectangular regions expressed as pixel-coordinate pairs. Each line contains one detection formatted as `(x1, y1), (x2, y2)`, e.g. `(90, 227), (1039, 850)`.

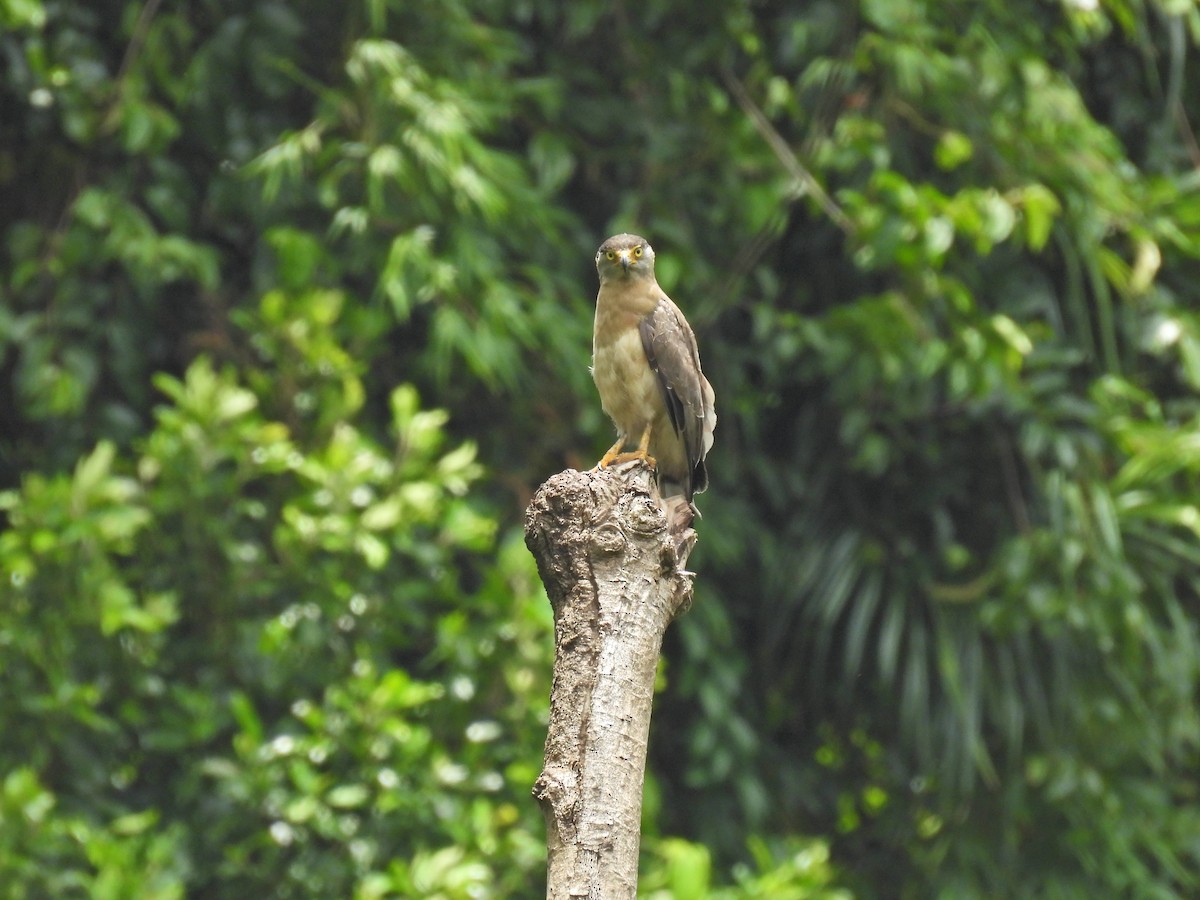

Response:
(3, 0), (1200, 896)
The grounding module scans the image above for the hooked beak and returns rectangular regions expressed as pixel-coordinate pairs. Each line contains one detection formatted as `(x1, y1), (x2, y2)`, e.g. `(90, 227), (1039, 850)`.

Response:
(616, 249), (632, 270)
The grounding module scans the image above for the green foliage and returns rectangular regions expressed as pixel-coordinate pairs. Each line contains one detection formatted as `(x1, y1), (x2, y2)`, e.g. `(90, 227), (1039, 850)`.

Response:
(642, 835), (851, 900)
(0, 342), (550, 895)
(5, 0), (1200, 896)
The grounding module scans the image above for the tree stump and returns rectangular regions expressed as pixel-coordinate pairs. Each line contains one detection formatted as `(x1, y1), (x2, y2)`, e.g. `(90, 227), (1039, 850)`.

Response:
(524, 463), (697, 900)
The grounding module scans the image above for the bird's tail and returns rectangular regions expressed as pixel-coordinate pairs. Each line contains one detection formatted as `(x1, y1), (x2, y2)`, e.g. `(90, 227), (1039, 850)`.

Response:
(661, 492), (697, 532)
(658, 475), (702, 520)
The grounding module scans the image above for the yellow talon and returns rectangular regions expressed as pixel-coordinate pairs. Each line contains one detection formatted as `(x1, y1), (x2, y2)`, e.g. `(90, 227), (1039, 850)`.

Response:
(610, 450), (657, 468)
(597, 436), (626, 468)
(597, 425), (656, 469)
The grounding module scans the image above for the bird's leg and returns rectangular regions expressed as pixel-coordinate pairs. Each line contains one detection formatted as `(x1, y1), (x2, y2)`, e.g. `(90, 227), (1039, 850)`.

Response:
(597, 435), (628, 468)
(609, 424), (657, 468)
(632, 423), (656, 466)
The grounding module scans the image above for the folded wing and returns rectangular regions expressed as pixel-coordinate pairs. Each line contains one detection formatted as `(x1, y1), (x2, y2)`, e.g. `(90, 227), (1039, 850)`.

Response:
(639, 296), (716, 500)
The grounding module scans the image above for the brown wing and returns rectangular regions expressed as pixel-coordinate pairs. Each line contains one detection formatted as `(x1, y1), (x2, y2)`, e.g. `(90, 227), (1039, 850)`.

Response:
(639, 296), (715, 500)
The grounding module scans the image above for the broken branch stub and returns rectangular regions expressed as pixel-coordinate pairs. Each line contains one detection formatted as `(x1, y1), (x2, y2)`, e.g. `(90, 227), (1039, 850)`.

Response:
(524, 463), (696, 900)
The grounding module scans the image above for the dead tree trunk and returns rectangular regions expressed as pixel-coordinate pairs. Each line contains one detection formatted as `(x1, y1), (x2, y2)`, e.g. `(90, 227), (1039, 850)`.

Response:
(524, 463), (697, 900)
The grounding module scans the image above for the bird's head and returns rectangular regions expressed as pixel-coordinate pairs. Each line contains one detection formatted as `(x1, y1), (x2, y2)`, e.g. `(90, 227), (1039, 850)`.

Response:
(595, 233), (656, 283)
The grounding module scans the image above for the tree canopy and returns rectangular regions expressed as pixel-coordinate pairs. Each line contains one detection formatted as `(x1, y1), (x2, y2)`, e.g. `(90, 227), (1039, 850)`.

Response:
(3, 0), (1200, 896)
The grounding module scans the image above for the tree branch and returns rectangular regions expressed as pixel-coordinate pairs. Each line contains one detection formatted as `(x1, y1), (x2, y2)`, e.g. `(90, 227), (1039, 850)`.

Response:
(720, 66), (856, 237)
(524, 464), (696, 899)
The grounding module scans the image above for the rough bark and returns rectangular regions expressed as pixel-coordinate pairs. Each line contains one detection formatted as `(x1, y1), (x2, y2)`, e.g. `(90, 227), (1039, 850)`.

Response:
(524, 462), (696, 900)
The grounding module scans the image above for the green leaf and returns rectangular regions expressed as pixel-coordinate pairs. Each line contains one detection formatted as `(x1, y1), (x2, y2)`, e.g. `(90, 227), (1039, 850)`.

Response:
(935, 131), (973, 170)
(73, 441), (116, 497)
(1020, 184), (1061, 251)
(110, 809), (159, 836)
(0, 0), (46, 29)
(326, 784), (370, 809)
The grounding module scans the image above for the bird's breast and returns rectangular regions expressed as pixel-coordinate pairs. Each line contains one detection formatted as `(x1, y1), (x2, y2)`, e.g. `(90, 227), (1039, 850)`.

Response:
(592, 327), (661, 433)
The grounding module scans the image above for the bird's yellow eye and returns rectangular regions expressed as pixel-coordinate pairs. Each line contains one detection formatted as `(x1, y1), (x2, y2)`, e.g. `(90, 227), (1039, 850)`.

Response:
(606, 251), (615, 260)
(633, 246), (643, 257)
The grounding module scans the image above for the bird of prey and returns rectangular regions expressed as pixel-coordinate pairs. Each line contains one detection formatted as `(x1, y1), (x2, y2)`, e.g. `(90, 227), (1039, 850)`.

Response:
(591, 232), (716, 505)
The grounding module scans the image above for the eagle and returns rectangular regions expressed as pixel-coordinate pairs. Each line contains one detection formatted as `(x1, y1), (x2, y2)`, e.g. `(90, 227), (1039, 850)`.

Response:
(591, 233), (716, 507)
